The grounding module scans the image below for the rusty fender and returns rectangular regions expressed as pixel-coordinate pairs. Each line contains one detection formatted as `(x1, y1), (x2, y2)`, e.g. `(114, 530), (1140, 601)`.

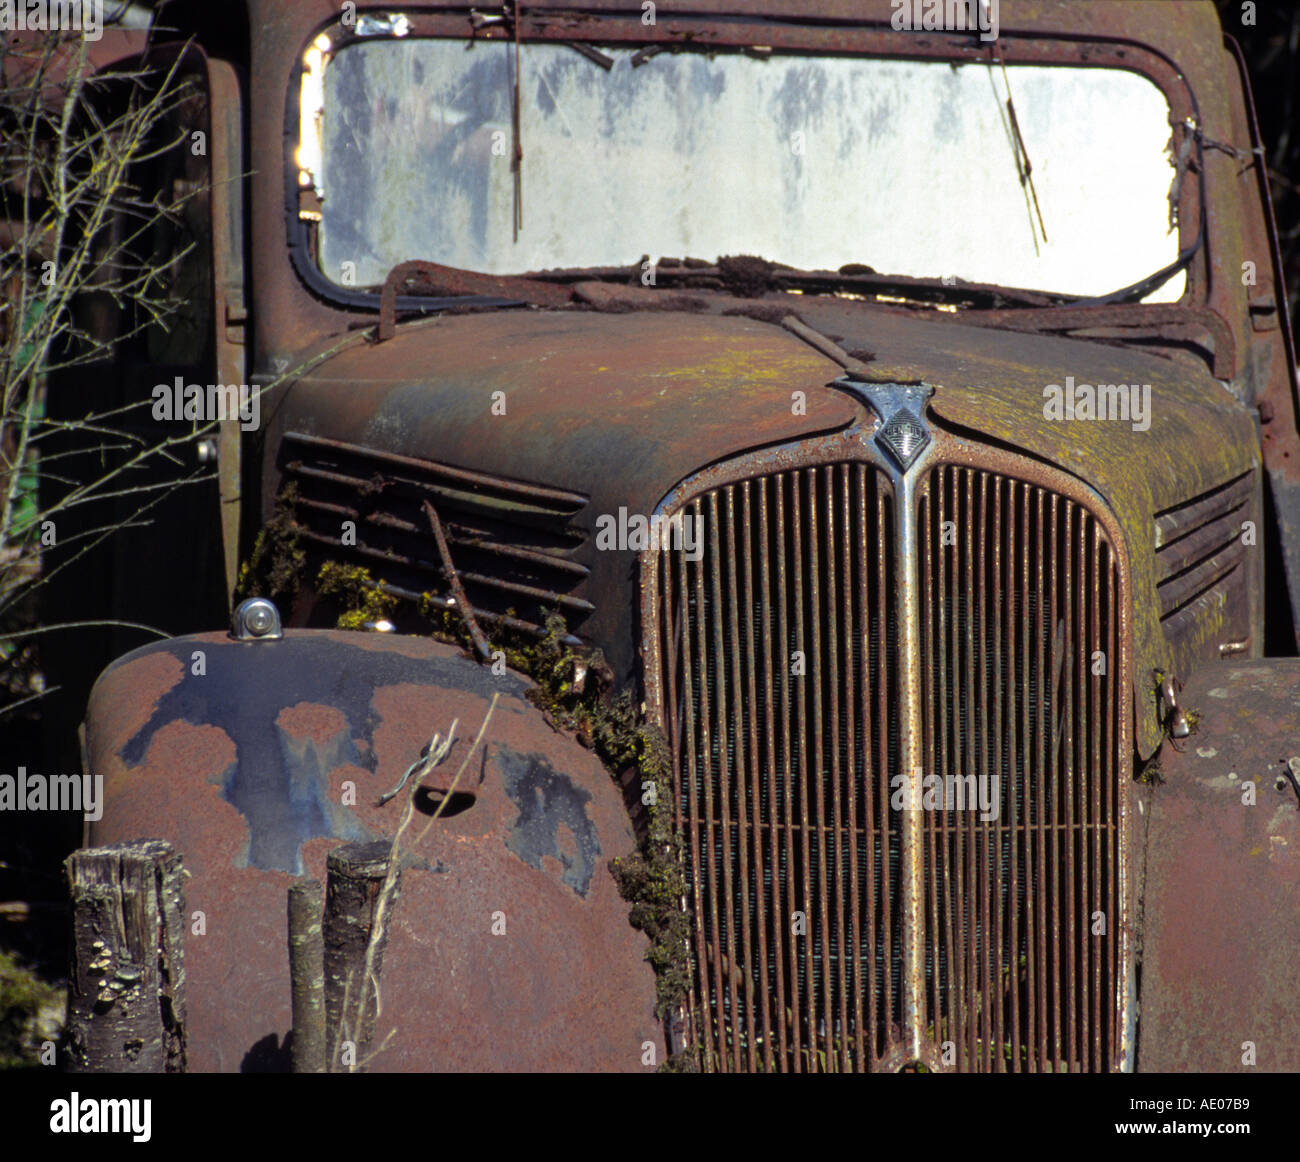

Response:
(1137, 659), (1300, 1072)
(83, 629), (659, 1072)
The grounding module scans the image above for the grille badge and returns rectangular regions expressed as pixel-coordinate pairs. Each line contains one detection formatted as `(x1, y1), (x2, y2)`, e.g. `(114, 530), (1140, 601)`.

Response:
(877, 408), (929, 469)
(829, 377), (935, 475)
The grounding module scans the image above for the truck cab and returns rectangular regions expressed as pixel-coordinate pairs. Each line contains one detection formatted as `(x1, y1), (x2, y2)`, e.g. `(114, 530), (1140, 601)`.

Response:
(77, 0), (1300, 1072)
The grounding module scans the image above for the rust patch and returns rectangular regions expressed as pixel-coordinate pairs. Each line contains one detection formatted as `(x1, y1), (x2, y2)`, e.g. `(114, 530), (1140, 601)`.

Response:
(85, 649), (186, 766)
(276, 701), (348, 744)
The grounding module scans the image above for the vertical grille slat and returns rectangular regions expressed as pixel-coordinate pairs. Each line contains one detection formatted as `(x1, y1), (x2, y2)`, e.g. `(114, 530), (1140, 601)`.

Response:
(991, 475), (1007, 1073)
(655, 456), (1125, 1072)
(876, 482), (897, 1061)
(706, 490), (742, 1072)
(738, 481), (771, 1071)
(845, 466), (866, 1068)
(1064, 498), (1078, 1071)
(824, 468), (848, 1071)
(757, 480), (790, 1069)
(1035, 486), (1051, 1069)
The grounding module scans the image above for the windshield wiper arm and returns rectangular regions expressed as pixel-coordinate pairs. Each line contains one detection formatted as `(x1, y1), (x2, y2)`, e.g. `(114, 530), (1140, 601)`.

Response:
(375, 260), (572, 341)
(564, 42), (616, 70)
(522, 257), (1062, 309)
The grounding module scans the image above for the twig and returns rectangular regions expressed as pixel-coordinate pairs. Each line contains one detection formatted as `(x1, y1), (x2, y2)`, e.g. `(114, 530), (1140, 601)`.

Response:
(375, 724), (457, 806)
(422, 498), (492, 660)
(347, 693), (499, 1069)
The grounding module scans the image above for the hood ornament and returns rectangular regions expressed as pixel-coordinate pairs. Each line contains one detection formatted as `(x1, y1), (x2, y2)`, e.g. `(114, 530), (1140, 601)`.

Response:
(830, 376), (936, 472)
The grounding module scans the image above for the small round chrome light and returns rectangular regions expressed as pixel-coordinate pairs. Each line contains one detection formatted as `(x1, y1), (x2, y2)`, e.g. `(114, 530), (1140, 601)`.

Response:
(231, 597), (283, 641)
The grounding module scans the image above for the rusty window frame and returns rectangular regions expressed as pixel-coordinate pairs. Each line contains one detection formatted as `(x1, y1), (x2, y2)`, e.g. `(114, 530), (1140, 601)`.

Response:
(281, 9), (1207, 318)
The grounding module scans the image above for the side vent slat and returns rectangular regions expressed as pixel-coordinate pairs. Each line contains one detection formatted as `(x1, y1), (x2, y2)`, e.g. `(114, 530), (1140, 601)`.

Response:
(281, 431), (591, 638)
(1154, 471), (1253, 622)
(1153, 472), (1253, 550)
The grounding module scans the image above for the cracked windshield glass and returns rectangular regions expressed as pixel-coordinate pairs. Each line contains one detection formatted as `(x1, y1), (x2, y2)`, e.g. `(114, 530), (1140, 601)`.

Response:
(300, 35), (1184, 301)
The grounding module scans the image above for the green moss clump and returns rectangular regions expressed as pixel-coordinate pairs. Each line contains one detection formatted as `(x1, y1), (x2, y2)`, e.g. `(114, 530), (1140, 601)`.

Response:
(0, 950), (63, 1070)
(607, 735), (691, 1013)
(415, 591), (487, 652)
(511, 617), (693, 1062)
(657, 1044), (701, 1073)
(316, 561), (398, 630)
(1137, 754), (1165, 786)
(233, 483), (305, 608)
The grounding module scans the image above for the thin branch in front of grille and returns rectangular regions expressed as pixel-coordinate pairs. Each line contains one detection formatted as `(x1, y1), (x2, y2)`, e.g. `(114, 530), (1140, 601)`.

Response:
(423, 498), (491, 660)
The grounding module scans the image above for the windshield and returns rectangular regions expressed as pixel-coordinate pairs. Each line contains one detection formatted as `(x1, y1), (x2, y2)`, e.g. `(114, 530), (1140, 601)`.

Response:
(299, 36), (1184, 302)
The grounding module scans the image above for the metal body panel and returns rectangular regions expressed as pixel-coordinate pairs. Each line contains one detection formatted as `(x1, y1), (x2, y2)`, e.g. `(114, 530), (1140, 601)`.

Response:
(1138, 659), (1300, 1072)
(84, 630), (658, 1071)
(64, 0), (1299, 1074)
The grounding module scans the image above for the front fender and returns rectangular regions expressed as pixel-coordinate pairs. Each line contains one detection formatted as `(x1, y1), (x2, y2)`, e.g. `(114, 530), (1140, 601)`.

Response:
(84, 629), (659, 1071)
(1137, 659), (1300, 1071)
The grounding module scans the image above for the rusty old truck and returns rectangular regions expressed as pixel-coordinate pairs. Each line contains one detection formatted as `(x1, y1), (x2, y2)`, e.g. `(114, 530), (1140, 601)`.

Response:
(72, 0), (1300, 1072)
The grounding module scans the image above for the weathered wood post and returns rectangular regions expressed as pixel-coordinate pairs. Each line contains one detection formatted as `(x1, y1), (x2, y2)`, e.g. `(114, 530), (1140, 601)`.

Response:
(323, 840), (401, 1072)
(287, 878), (326, 1073)
(64, 840), (187, 1072)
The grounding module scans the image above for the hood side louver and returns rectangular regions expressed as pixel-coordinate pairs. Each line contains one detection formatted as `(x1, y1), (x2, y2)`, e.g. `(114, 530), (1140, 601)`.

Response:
(281, 431), (592, 641)
(1153, 470), (1253, 631)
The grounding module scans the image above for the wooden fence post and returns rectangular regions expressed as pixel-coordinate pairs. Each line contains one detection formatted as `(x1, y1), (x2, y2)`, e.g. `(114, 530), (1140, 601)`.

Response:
(64, 840), (187, 1072)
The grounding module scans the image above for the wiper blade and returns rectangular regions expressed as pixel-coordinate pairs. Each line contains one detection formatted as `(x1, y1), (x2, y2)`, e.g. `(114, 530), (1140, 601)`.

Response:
(524, 256), (1062, 309)
(563, 42), (616, 71)
(1060, 114), (1207, 308)
(1060, 228), (1203, 308)
(370, 252), (1067, 338)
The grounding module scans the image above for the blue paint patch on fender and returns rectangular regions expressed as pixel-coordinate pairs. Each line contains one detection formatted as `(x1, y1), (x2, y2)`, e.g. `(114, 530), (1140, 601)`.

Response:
(497, 745), (601, 898)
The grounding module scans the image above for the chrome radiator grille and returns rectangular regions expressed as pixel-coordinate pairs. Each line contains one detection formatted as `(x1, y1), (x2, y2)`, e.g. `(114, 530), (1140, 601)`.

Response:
(649, 456), (1128, 1072)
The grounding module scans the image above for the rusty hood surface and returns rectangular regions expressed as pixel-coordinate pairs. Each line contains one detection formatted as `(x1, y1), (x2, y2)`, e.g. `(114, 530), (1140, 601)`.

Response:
(267, 309), (856, 508)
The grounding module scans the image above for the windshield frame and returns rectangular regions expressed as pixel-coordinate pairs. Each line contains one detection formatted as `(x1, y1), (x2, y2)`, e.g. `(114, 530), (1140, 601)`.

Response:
(283, 9), (1206, 317)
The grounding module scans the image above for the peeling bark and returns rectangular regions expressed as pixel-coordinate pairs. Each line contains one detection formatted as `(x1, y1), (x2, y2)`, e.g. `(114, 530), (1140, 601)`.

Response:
(287, 878), (326, 1073)
(65, 840), (187, 1073)
(323, 841), (399, 1072)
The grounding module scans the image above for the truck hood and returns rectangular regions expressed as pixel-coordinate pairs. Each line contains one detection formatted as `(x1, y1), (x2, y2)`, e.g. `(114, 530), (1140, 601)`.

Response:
(270, 305), (1259, 754)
